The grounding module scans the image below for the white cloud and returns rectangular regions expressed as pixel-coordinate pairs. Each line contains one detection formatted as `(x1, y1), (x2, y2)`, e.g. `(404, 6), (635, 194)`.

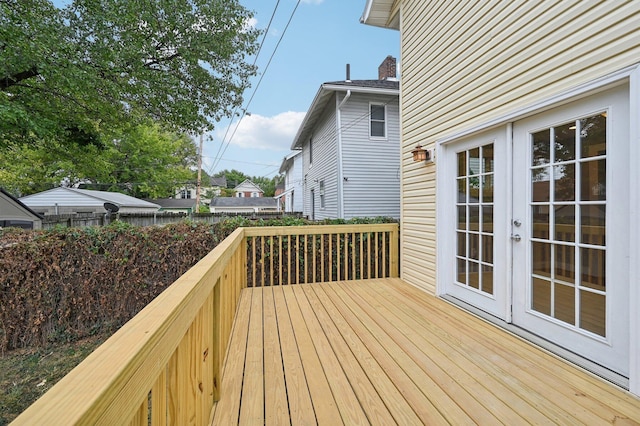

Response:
(301, 0), (324, 4)
(244, 17), (258, 32)
(214, 111), (305, 151)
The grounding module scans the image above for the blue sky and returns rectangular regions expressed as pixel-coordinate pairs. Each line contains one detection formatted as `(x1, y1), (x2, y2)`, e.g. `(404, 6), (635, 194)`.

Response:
(206, 0), (399, 178)
(52, 0), (399, 178)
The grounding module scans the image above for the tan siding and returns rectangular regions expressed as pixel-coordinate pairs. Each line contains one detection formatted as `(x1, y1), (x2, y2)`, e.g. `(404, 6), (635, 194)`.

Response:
(399, 0), (640, 293)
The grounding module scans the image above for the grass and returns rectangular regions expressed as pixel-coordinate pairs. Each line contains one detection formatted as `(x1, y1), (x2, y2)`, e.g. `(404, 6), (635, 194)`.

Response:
(0, 333), (109, 425)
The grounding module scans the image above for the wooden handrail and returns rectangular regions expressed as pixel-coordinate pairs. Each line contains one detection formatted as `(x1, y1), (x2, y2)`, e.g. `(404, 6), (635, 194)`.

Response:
(12, 228), (247, 425)
(12, 223), (399, 425)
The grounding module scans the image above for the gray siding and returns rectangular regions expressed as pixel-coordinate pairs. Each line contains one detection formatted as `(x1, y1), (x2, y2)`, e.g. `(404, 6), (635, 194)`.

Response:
(302, 97), (338, 220)
(340, 92), (400, 219)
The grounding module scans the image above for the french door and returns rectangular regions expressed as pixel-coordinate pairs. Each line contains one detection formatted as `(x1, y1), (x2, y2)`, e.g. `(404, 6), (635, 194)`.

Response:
(511, 84), (630, 376)
(442, 84), (630, 376)
(441, 126), (510, 320)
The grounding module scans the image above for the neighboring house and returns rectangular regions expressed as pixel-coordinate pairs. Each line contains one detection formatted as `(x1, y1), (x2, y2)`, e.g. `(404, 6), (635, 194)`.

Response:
(20, 187), (160, 215)
(275, 150), (303, 213)
(234, 179), (263, 198)
(145, 198), (197, 214)
(291, 56), (400, 221)
(0, 188), (43, 229)
(362, 0), (640, 395)
(209, 197), (278, 214)
(176, 176), (228, 202)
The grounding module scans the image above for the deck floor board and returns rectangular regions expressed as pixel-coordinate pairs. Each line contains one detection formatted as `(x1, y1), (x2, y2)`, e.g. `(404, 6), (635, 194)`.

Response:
(212, 279), (640, 425)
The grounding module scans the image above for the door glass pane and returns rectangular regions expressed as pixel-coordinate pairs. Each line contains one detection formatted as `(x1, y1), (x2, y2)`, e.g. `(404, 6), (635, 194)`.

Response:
(532, 130), (550, 165)
(581, 247), (605, 291)
(581, 205), (605, 246)
(482, 236), (493, 263)
(532, 167), (550, 202)
(554, 205), (575, 242)
(482, 264), (493, 294)
(580, 113), (606, 158)
(457, 258), (466, 284)
(482, 144), (494, 173)
(580, 159), (606, 201)
(457, 232), (466, 257)
(469, 233), (479, 260)
(532, 242), (551, 277)
(554, 244), (575, 283)
(554, 123), (576, 162)
(469, 206), (480, 231)
(468, 261), (480, 289)
(457, 151), (467, 177)
(482, 175), (494, 203)
(554, 164), (575, 201)
(532, 278), (551, 315)
(555, 283), (575, 325)
(457, 206), (466, 230)
(532, 206), (549, 239)
(482, 206), (493, 233)
(580, 290), (605, 337)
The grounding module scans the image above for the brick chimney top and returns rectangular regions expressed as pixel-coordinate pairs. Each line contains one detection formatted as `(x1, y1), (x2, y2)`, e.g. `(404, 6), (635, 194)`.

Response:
(378, 55), (397, 80)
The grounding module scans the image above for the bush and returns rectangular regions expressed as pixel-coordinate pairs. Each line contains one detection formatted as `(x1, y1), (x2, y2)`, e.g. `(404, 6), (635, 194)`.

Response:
(0, 217), (396, 351)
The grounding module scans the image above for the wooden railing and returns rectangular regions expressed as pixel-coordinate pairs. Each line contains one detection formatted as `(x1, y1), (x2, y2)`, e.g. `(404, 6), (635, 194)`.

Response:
(12, 223), (399, 425)
(244, 224), (399, 287)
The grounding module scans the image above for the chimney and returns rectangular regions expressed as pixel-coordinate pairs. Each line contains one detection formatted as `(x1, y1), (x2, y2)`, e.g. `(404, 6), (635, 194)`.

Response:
(346, 63), (351, 82)
(378, 55), (397, 80)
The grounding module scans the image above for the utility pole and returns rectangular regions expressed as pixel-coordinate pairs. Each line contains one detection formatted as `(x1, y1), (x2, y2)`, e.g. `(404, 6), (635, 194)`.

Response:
(195, 133), (203, 212)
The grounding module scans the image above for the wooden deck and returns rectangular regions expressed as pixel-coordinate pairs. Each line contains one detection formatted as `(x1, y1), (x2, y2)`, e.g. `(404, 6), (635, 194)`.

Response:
(211, 278), (640, 425)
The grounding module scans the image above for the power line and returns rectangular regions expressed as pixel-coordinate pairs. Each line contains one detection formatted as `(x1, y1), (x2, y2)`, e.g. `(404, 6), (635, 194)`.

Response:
(209, 0), (301, 175)
(209, 0), (282, 173)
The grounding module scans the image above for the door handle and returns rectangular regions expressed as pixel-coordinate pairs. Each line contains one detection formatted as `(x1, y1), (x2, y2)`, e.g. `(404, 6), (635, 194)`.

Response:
(511, 234), (521, 242)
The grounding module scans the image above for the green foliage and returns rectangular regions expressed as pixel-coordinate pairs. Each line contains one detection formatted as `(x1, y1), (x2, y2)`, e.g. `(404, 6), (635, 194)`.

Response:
(0, 216), (395, 352)
(1, 0), (259, 146)
(0, 122), (198, 196)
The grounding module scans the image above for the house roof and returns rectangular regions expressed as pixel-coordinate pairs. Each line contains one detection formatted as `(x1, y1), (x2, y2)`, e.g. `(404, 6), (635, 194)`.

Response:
(20, 187), (160, 209)
(233, 179), (263, 193)
(360, 0), (400, 29)
(279, 150), (302, 174)
(0, 188), (43, 220)
(144, 198), (197, 209)
(290, 79), (399, 150)
(210, 177), (227, 187)
(210, 197), (278, 208)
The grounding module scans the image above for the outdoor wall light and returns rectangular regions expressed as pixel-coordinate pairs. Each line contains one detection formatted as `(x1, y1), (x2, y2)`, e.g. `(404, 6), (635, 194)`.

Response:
(411, 144), (434, 163)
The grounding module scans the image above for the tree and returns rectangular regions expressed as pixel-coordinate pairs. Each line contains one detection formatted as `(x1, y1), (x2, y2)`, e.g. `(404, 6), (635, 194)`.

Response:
(1, 0), (259, 147)
(0, 122), (198, 198)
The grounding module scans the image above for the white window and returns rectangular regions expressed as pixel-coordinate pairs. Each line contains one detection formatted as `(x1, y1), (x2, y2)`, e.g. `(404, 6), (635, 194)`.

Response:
(309, 137), (313, 165)
(370, 104), (386, 138)
(319, 180), (325, 208)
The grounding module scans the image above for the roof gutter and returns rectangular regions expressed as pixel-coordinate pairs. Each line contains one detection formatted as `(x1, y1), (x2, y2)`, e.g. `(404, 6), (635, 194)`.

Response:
(336, 89), (351, 219)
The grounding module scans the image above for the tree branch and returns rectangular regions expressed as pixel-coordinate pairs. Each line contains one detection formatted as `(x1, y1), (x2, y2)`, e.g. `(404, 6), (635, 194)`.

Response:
(1, 66), (39, 90)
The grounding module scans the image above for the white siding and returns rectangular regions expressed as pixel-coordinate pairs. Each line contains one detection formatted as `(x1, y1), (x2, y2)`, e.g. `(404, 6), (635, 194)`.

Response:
(302, 98), (338, 220)
(399, 0), (640, 294)
(340, 92), (401, 219)
(284, 154), (304, 213)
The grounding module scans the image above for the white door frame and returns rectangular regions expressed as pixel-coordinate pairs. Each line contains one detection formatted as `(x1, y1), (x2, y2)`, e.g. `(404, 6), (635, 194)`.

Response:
(435, 64), (640, 395)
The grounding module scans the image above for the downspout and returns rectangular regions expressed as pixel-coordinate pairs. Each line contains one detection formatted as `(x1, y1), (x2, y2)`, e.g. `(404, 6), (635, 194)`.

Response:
(336, 90), (351, 219)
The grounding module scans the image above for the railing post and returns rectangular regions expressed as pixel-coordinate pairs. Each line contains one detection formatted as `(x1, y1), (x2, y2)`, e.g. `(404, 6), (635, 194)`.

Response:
(212, 278), (222, 401)
(390, 224), (400, 278)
